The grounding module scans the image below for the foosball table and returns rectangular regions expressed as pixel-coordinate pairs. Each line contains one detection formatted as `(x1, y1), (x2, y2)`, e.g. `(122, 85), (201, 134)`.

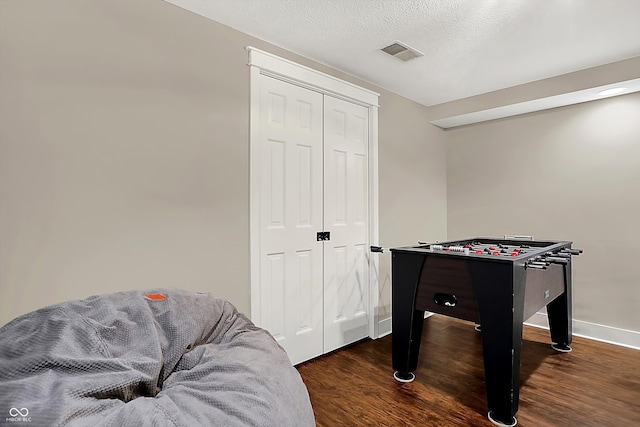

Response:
(378, 236), (582, 426)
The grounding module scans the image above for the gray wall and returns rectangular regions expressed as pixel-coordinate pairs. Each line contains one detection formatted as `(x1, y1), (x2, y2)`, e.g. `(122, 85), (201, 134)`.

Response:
(0, 0), (446, 325)
(444, 92), (640, 332)
(5, 0), (632, 337)
(377, 95), (448, 318)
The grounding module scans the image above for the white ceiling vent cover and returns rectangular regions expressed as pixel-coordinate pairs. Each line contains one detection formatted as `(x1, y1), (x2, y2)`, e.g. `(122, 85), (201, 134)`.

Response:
(380, 42), (424, 62)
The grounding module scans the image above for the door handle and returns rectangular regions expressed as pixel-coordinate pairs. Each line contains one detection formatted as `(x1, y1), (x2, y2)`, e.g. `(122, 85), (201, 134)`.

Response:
(317, 231), (331, 241)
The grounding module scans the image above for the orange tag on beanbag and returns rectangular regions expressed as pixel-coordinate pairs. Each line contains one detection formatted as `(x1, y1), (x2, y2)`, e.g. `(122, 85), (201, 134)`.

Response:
(144, 293), (167, 301)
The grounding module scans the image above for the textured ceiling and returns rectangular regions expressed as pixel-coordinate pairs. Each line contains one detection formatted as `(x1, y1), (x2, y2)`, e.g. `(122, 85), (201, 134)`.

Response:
(165, 0), (640, 107)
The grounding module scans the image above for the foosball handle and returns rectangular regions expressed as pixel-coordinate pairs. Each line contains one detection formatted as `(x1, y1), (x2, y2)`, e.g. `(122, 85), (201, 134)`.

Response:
(561, 248), (583, 255)
(545, 257), (568, 264)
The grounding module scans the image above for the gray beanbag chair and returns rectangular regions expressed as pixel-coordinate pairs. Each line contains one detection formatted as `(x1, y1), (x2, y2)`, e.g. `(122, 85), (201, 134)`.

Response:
(0, 289), (315, 426)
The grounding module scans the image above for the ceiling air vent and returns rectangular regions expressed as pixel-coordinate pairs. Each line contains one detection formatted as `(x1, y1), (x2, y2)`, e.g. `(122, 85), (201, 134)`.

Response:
(380, 41), (424, 62)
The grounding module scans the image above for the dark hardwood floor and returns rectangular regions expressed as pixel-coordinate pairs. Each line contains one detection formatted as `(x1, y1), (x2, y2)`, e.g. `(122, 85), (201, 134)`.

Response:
(296, 315), (640, 427)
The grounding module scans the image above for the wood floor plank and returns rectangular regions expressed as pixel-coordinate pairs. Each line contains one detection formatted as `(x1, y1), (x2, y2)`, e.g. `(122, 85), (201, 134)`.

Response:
(297, 315), (640, 427)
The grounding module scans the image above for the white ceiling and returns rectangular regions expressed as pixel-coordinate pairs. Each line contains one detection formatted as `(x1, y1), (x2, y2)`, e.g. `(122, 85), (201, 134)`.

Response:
(165, 0), (640, 107)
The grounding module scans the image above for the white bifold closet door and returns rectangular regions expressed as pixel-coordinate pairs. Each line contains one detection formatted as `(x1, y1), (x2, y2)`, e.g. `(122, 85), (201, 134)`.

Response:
(322, 95), (370, 354)
(258, 74), (369, 365)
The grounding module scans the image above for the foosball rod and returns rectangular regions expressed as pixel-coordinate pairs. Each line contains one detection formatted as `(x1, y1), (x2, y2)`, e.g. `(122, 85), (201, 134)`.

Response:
(560, 248), (583, 255)
(544, 256), (569, 264)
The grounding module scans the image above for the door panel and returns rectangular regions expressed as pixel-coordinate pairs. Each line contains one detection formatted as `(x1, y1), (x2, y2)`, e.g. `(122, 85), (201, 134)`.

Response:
(323, 95), (370, 353)
(258, 75), (324, 365)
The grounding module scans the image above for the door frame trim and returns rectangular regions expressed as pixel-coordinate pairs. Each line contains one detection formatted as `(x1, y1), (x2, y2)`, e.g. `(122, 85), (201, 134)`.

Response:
(247, 47), (382, 340)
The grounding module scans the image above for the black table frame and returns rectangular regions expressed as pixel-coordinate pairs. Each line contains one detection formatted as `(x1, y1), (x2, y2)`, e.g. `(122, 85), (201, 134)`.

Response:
(391, 238), (574, 426)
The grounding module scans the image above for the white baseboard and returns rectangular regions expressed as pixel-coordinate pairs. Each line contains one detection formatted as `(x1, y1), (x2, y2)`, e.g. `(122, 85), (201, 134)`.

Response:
(376, 312), (434, 339)
(525, 312), (640, 351)
(379, 313), (640, 351)
(377, 317), (392, 338)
